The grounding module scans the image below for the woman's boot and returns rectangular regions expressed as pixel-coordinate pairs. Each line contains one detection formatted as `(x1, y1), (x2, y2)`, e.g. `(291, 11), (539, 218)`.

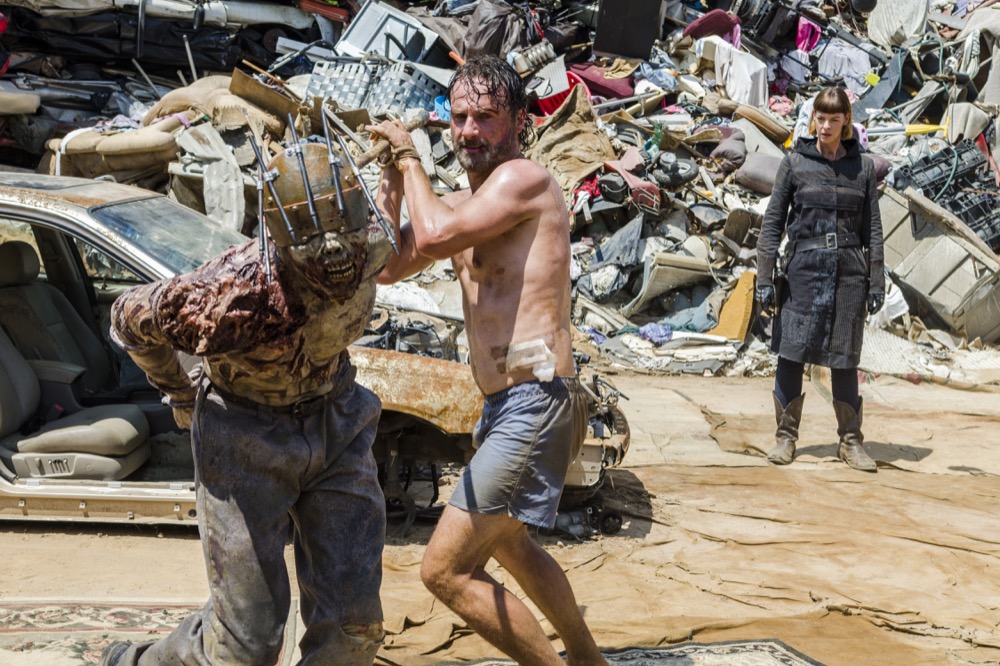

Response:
(767, 393), (804, 465)
(833, 398), (877, 472)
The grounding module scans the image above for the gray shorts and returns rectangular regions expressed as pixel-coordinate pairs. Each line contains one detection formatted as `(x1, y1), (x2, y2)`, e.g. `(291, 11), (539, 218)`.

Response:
(449, 377), (589, 529)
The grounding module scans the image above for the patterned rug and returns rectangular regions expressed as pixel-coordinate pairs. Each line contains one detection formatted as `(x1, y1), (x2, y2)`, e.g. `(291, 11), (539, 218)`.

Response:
(1, 601), (822, 666)
(459, 640), (826, 665)
(0, 600), (296, 665)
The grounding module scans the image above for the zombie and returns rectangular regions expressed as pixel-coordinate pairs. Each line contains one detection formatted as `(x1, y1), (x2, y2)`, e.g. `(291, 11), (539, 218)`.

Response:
(100, 126), (392, 666)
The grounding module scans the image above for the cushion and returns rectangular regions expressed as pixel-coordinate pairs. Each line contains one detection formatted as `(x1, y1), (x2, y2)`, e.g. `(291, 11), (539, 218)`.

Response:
(97, 126), (177, 156)
(868, 153), (892, 183)
(710, 138), (748, 172)
(0, 241), (39, 287)
(734, 104), (791, 144)
(14, 403), (149, 456)
(568, 61), (635, 99)
(683, 9), (741, 40)
(0, 91), (40, 115)
(716, 126), (746, 142)
(143, 75), (232, 125)
(60, 129), (105, 155)
(735, 152), (784, 194)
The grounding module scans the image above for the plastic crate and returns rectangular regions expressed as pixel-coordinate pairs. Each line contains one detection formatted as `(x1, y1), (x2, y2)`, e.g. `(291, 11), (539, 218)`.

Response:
(365, 61), (445, 117)
(536, 71), (589, 116)
(304, 59), (444, 117)
(892, 139), (986, 194)
(946, 189), (1000, 251)
(304, 59), (382, 109)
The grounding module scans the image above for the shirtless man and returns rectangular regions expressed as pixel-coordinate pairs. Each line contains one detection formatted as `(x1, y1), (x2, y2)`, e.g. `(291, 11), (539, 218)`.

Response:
(369, 55), (607, 666)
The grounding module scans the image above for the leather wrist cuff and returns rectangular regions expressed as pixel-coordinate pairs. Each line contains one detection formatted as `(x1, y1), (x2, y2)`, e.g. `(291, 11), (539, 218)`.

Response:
(392, 146), (421, 171)
(376, 148), (393, 168)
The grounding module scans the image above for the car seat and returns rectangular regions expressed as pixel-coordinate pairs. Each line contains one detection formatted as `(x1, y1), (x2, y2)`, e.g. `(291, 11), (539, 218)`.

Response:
(0, 240), (153, 403)
(0, 327), (150, 480)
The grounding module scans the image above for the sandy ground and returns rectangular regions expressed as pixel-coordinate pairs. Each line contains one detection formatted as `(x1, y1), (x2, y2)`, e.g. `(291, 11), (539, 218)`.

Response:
(3, 371), (999, 665)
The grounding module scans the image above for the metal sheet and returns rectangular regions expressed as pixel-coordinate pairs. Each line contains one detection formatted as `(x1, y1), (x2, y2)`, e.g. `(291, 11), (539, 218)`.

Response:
(351, 345), (482, 435)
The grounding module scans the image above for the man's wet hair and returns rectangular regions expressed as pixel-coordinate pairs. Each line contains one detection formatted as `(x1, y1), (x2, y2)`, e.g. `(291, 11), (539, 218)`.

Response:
(447, 55), (533, 151)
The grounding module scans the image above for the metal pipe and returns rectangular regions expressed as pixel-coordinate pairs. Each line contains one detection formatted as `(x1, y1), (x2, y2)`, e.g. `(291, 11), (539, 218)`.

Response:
(320, 98), (346, 213)
(182, 34), (198, 82)
(130, 58), (161, 100)
(335, 133), (399, 254)
(256, 162), (272, 284)
(246, 132), (296, 242)
(285, 112), (322, 234)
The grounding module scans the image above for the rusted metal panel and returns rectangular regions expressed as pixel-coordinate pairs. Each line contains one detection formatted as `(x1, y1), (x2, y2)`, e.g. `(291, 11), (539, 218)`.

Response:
(0, 175), (156, 211)
(350, 346), (483, 434)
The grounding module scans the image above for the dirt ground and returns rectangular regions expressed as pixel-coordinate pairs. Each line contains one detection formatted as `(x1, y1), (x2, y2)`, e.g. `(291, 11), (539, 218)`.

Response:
(3, 371), (1000, 665)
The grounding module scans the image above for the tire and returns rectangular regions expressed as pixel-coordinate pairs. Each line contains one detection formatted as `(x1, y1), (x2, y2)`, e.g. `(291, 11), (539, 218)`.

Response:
(651, 158), (699, 189)
(600, 510), (623, 535)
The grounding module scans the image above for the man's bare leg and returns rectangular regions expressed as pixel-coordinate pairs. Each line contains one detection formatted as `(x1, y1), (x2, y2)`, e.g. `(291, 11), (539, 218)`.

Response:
(421, 505), (607, 666)
(493, 526), (608, 666)
(422, 505), (566, 665)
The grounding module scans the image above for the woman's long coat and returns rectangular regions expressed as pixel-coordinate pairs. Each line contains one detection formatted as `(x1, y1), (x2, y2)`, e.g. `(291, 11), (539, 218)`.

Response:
(756, 137), (884, 369)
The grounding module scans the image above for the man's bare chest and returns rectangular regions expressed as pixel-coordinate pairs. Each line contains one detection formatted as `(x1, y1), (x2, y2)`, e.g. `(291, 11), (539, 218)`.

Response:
(459, 224), (532, 279)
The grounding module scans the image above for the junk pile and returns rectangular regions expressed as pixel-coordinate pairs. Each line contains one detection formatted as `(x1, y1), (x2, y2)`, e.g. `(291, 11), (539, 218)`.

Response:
(2, 0), (1000, 385)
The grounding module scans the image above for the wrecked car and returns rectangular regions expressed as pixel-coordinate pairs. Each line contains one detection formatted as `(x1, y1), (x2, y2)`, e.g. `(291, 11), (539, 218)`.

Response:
(0, 172), (629, 527)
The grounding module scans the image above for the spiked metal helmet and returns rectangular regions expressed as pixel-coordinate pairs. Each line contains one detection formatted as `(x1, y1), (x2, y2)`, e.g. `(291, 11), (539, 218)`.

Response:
(262, 141), (369, 247)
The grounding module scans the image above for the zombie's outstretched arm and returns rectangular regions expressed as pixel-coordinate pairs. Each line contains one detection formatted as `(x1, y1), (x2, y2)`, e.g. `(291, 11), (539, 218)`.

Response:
(110, 280), (199, 427)
(110, 239), (296, 426)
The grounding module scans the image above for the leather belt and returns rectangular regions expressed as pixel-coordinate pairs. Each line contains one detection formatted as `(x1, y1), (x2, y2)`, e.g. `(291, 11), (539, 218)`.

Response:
(210, 384), (329, 418)
(790, 231), (859, 253)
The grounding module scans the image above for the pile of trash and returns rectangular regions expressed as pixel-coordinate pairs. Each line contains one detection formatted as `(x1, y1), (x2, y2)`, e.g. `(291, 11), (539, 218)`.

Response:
(2, 0), (1000, 385)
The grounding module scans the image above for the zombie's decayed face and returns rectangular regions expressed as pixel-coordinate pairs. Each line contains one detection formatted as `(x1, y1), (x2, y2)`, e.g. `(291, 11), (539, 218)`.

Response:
(449, 79), (524, 174)
(283, 228), (369, 302)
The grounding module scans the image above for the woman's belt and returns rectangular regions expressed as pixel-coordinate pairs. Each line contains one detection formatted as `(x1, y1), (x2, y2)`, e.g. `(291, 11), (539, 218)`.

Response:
(789, 231), (860, 253)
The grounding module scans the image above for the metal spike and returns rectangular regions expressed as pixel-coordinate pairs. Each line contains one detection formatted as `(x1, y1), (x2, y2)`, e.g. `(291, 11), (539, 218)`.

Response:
(256, 163), (272, 284)
(285, 113), (322, 235)
(334, 134), (399, 255)
(320, 98), (346, 214)
(246, 131), (296, 243)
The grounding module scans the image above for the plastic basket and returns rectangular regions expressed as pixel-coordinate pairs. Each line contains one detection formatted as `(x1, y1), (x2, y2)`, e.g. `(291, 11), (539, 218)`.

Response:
(304, 59), (382, 109)
(536, 71), (588, 116)
(366, 62), (446, 117)
(892, 139), (986, 194)
(945, 189), (1000, 251)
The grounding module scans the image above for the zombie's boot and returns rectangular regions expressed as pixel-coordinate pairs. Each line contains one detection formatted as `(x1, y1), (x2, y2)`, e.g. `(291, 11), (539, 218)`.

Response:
(766, 393), (804, 465)
(833, 398), (877, 472)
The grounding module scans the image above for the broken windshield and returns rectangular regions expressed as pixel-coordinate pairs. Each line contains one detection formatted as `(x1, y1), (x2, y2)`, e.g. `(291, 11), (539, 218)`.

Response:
(90, 196), (247, 275)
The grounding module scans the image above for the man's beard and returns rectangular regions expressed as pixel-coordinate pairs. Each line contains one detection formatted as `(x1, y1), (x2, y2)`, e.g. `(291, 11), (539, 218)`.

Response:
(455, 128), (520, 174)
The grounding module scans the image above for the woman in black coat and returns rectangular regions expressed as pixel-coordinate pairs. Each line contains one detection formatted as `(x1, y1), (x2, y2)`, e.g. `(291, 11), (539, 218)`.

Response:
(755, 86), (885, 472)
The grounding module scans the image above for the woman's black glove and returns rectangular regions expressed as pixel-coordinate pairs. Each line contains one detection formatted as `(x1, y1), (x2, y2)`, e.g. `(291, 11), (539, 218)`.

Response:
(867, 291), (884, 315)
(755, 284), (776, 315)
